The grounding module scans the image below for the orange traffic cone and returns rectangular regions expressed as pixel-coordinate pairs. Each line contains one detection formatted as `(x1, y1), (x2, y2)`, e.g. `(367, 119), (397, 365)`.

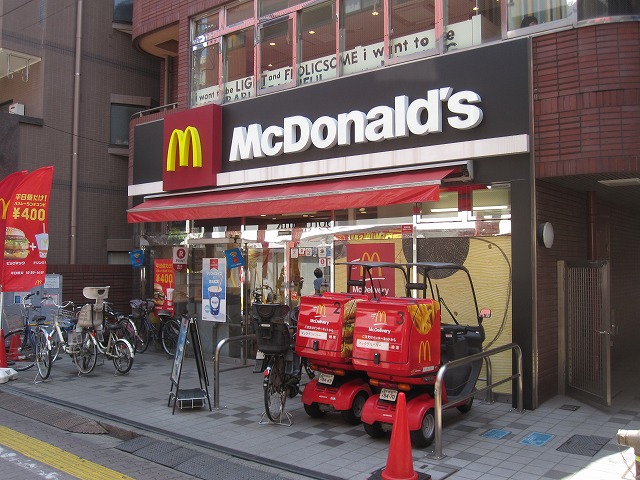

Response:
(381, 392), (418, 480)
(0, 330), (7, 368)
(8, 333), (21, 361)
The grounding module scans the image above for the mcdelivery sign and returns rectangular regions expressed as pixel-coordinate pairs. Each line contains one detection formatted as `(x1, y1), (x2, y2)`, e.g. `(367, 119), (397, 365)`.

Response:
(229, 87), (483, 161)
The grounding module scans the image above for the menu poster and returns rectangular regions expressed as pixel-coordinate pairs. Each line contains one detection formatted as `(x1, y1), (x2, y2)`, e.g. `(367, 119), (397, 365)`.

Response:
(153, 259), (175, 314)
(202, 257), (226, 322)
(2, 167), (54, 292)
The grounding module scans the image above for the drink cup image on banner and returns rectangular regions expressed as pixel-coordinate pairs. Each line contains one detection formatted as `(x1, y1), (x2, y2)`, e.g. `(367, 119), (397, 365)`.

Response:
(202, 258), (226, 322)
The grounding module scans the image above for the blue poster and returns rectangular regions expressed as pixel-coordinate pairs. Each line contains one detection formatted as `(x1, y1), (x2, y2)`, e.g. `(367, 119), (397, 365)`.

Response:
(202, 257), (226, 322)
(224, 248), (245, 269)
(129, 249), (144, 267)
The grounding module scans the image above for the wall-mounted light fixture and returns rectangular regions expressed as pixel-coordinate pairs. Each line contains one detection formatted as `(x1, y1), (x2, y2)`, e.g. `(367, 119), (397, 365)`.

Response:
(537, 222), (554, 248)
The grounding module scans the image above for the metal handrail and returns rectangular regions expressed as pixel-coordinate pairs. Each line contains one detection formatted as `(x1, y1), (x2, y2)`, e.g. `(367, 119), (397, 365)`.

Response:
(430, 342), (523, 459)
(213, 334), (256, 409)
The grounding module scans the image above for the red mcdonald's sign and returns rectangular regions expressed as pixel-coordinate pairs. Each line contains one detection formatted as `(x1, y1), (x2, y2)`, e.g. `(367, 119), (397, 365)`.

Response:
(162, 104), (223, 192)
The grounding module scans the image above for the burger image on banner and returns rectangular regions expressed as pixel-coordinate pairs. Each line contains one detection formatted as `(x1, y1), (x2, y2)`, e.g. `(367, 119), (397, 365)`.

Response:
(153, 283), (165, 306)
(4, 227), (30, 260)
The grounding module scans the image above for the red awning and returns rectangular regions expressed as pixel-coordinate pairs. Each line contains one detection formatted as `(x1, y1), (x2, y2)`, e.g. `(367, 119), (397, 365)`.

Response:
(127, 168), (455, 223)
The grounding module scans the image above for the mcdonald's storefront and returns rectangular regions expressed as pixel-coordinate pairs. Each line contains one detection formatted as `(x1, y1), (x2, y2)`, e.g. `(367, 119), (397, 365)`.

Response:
(128, 38), (538, 409)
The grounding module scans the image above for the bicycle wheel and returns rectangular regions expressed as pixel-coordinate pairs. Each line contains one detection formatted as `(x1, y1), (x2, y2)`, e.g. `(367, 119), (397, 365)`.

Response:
(34, 329), (52, 380)
(4, 329), (36, 371)
(161, 317), (179, 356)
(134, 318), (150, 353)
(112, 339), (134, 374)
(263, 356), (288, 423)
(117, 317), (138, 351)
(73, 333), (97, 375)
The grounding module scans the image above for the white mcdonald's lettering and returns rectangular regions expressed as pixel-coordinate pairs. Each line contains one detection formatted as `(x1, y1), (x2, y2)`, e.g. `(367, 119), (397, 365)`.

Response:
(374, 310), (387, 324)
(360, 252), (382, 277)
(316, 304), (327, 317)
(166, 126), (202, 172)
(418, 340), (431, 363)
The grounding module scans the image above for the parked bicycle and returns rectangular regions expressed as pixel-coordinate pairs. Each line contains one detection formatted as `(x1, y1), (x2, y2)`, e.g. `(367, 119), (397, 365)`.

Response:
(252, 303), (313, 424)
(103, 302), (140, 352)
(4, 293), (50, 376)
(130, 299), (180, 356)
(87, 320), (135, 375)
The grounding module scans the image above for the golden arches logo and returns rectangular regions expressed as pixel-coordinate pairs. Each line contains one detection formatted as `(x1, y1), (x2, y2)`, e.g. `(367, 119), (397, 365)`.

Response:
(315, 304), (327, 317)
(374, 310), (387, 324)
(166, 126), (202, 172)
(360, 252), (382, 276)
(418, 340), (431, 363)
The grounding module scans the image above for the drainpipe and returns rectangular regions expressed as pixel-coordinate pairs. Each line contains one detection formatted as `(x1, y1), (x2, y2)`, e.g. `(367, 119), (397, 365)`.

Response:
(587, 191), (597, 261)
(70, 0), (83, 264)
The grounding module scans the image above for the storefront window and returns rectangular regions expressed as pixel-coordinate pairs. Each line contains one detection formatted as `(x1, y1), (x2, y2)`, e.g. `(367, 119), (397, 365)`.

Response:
(389, 0), (436, 60)
(223, 28), (255, 102)
(259, 17), (295, 90)
(192, 40), (220, 106)
(194, 13), (219, 37)
(443, 0), (501, 50)
(298, 3), (337, 85)
(227, 0), (254, 26)
(578, 0), (640, 19)
(260, 0), (305, 16)
(508, 0), (571, 30)
(340, 0), (384, 75)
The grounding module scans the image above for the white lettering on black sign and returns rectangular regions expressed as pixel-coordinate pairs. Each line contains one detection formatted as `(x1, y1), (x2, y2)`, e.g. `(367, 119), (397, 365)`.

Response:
(229, 88), (483, 161)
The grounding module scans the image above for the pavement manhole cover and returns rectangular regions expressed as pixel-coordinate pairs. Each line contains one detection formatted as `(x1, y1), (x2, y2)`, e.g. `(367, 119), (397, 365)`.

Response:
(556, 435), (609, 457)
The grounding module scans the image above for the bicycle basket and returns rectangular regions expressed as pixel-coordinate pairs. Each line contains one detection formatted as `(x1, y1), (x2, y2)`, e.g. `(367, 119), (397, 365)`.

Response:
(251, 303), (290, 322)
(252, 319), (291, 354)
(130, 299), (154, 318)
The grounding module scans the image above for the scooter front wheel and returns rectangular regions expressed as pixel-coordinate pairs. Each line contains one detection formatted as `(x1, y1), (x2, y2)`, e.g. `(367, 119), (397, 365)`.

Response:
(363, 421), (385, 438)
(410, 408), (435, 448)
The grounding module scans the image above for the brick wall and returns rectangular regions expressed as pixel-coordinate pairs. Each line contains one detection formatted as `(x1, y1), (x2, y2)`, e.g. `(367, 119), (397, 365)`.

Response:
(47, 264), (140, 314)
(535, 181), (588, 403)
(533, 23), (640, 178)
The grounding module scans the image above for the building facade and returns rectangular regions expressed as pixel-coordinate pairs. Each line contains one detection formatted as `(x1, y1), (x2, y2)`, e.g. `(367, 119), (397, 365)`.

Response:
(128, 0), (640, 411)
(0, 0), (160, 308)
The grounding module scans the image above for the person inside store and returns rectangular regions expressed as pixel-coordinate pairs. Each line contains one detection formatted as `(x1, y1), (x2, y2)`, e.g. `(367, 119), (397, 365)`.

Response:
(314, 268), (324, 294)
(520, 15), (538, 27)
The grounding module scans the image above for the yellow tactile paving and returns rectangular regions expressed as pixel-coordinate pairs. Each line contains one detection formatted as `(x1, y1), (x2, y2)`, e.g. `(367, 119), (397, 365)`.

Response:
(0, 425), (133, 479)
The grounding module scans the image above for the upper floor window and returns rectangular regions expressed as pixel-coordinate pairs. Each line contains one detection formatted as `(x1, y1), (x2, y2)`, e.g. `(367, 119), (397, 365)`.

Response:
(110, 95), (152, 150)
(113, 0), (132, 24)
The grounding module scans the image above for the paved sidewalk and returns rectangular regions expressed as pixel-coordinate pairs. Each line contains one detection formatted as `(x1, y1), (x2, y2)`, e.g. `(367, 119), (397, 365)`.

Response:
(0, 350), (638, 480)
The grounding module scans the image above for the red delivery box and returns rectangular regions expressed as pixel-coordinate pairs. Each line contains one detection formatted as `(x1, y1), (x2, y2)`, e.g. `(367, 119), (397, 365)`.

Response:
(295, 293), (367, 365)
(351, 297), (441, 380)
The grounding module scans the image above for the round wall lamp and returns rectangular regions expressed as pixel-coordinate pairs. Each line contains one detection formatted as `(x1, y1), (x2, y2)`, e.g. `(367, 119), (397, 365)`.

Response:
(537, 222), (554, 248)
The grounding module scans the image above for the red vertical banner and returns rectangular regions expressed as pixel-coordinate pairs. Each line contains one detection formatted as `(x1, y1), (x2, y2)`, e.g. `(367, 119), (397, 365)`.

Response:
(0, 171), (29, 278)
(153, 259), (175, 314)
(2, 167), (54, 292)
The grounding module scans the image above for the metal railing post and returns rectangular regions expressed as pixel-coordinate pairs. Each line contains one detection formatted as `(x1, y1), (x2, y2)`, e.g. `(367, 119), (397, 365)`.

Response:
(431, 342), (523, 459)
(213, 334), (256, 409)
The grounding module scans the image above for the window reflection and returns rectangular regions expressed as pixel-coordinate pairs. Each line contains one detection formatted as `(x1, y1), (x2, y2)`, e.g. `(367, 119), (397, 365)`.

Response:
(444, 0), (501, 50)
(390, 0), (436, 59)
(223, 28), (255, 101)
(508, 0), (571, 30)
(260, 18), (294, 90)
(192, 42), (220, 106)
(340, 0), (385, 75)
(299, 3), (337, 85)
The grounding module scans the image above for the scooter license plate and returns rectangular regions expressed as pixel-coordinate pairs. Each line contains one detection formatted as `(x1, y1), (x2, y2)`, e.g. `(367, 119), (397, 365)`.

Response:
(319, 373), (334, 385)
(380, 388), (398, 402)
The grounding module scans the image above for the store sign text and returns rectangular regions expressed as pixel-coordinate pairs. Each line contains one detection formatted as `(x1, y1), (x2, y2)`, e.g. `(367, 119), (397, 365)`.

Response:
(229, 88), (483, 161)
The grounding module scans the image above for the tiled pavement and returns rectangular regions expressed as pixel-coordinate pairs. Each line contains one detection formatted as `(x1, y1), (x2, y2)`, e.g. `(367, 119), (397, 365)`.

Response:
(0, 349), (639, 480)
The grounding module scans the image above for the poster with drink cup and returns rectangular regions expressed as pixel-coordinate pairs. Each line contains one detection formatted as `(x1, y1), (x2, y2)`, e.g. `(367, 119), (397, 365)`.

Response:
(153, 259), (175, 314)
(202, 257), (226, 322)
(2, 166), (54, 292)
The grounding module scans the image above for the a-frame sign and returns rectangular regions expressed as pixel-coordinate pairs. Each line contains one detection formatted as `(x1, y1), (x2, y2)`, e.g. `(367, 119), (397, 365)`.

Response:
(168, 316), (211, 414)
